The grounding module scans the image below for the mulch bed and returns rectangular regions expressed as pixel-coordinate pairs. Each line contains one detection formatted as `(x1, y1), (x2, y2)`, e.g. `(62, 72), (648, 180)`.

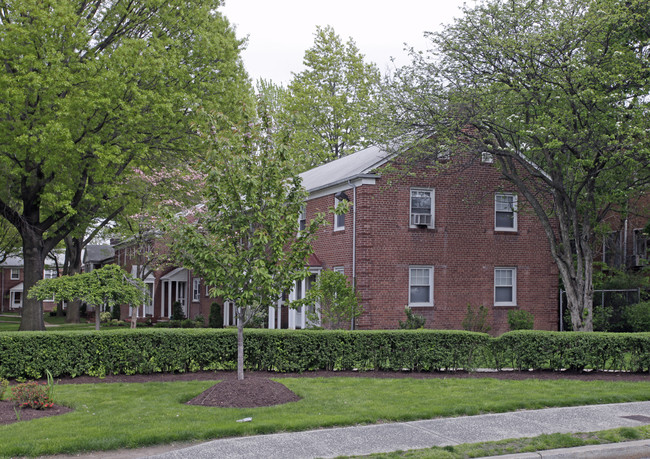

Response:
(1, 369), (647, 426)
(186, 377), (302, 408)
(0, 400), (72, 426)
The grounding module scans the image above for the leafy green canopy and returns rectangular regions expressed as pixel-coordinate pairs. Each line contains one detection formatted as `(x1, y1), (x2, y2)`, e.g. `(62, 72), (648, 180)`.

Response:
(170, 111), (322, 315)
(28, 264), (147, 312)
(380, 0), (650, 331)
(0, 0), (251, 330)
(283, 26), (381, 168)
(168, 106), (324, 378)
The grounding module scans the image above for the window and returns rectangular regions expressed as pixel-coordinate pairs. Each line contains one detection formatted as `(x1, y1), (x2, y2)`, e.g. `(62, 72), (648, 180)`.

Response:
(334, 196), (346, 231)
(177, 281), (186, 307)
(481, 152), (494, 164)
(333, 266), (344, 275)
(298, 205), (306, 231)
(44, 269), (57, 279)
(192, 278), (200, 302)
(494, 268), (516, 306)
(10, 268), (19, 280)
(495, 193), (517, 231)
(410, 189), (434, 228)
(145, 282), (154, 313)
(205, 284), (211, 297)
(409, 266), (433, 306)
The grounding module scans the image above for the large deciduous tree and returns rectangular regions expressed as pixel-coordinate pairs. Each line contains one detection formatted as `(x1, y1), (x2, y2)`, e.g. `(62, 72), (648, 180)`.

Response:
(0, 0), (251, 330)
(169, 108), (323, 380)
(283, 25), (381, 168)
(379, 0), (650, 331)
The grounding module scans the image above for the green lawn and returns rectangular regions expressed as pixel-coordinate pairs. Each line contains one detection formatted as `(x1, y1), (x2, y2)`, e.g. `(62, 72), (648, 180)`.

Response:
(0, 313), (95, 331)
(1, 377), (649, 457)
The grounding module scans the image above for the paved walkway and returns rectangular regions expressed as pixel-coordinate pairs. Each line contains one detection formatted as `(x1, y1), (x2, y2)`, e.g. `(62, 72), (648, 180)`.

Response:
(134, 401), (650, 459)
(49, 401), (650, 458)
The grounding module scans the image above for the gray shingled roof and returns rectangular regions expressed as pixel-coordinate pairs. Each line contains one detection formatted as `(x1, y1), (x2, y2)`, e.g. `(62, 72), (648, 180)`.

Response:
(83, 245), (115, 264)
(299, 145), (393, 193)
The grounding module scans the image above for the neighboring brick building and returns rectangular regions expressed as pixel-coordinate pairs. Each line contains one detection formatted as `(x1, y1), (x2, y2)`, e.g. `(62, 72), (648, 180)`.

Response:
(600, 193), (650, 271)
(276, 146), (560, 334)
(110, 237), (237, 324)
(0, 255), (63, 313)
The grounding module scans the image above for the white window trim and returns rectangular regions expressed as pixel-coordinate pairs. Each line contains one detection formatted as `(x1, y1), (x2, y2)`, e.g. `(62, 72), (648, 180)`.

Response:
(298, 205), (307, 232)
(192, 278), (200, 302)
(410, 188), (435, 229)
(10, 268), (19, 280)
(494, 267), (517, 307)
(495, 193), (518, 232)
(334, 196), (345, 231)
(409, 265), (434, 307)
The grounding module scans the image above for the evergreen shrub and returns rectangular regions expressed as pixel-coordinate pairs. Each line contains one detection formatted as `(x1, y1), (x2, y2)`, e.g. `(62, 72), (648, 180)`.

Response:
(208, 302), (223, 328)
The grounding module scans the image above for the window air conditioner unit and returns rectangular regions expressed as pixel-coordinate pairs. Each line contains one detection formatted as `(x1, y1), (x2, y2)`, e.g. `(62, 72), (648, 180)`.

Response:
(481, 152), (494, 163)
(412, 214), (432, 227)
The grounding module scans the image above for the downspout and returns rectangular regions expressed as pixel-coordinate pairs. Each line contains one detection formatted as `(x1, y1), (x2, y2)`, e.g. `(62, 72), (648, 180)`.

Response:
(348, 180), (357, 330)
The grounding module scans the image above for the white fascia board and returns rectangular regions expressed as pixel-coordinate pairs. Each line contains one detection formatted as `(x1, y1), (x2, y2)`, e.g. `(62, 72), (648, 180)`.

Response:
(306, 174), (379, 201)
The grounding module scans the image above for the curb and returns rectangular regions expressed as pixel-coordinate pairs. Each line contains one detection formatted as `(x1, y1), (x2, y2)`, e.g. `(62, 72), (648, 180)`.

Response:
(494, 439), (650, 458)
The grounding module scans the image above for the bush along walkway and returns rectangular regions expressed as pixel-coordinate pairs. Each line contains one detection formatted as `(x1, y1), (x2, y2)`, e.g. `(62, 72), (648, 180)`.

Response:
(146, 401), (650, 459)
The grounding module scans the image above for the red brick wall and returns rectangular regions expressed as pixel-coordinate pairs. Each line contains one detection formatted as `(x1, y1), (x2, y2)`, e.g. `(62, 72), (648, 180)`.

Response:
(306, 158), (559, 334)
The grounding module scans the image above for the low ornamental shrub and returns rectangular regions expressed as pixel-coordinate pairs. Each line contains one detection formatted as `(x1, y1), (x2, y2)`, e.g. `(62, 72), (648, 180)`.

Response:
(11, 381), (53, 410)
(398, 307), (426, 329)
(171, 301), (186, 321)
(462, 304), (491, 333)
(507, 309), (534, 331)
(623, 302), (650, 332)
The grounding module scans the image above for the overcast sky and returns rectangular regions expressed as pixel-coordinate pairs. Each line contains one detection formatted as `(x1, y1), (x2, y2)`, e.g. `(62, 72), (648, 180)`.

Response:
(221, 0), (472, 85)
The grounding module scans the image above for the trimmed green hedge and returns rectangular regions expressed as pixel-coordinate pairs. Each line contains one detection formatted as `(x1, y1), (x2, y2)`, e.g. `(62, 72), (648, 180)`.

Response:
(493, 330), (650, 372)
(0, 329), (488, 379)
(0, 329), (648, 379)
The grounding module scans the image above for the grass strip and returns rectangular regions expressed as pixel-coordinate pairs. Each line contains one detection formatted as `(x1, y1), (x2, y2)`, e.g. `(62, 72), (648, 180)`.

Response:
(0, 377), (648, 457)
(358, 425), (650, 458)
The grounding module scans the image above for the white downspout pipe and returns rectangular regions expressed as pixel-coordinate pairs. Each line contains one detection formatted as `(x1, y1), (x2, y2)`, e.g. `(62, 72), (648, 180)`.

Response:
(348, 180), (357, 330)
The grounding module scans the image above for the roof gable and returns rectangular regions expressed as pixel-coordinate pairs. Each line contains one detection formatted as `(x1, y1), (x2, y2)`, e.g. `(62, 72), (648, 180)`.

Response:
(299, 145), (393, 193)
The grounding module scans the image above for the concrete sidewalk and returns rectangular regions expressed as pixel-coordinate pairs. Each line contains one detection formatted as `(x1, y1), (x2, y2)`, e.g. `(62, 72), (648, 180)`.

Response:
(143, 401), (650, 459)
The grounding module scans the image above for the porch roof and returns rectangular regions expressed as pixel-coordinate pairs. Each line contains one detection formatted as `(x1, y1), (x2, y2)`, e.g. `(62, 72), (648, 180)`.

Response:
(160, 267), (188, 282)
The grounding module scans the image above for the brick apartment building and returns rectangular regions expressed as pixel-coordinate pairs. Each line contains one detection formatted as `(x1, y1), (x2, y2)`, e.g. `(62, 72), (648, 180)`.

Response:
(276, 145), (560, 334)
(0, 255), (62, 313)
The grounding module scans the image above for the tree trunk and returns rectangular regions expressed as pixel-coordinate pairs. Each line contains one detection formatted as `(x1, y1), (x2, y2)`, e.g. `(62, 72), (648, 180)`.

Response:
(237, 322), (244, 381)
(95, 304), (101, 331)
(19, 234), (46, 331)
(131, 307), (137, 329)
(63, 237), (83, 323)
